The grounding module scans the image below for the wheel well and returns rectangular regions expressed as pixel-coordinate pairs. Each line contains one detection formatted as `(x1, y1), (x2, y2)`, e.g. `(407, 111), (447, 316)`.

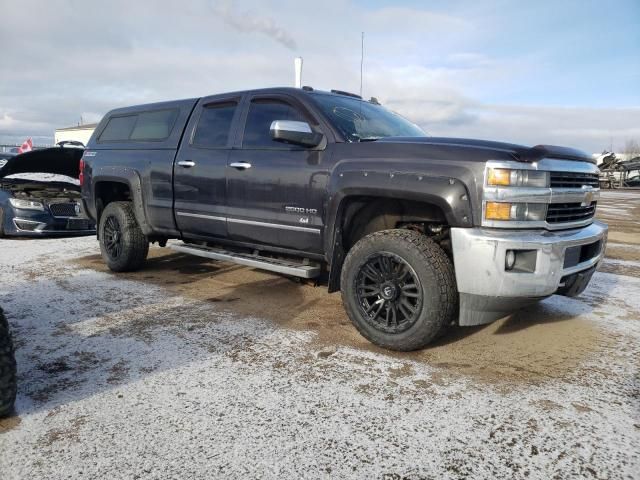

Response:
(327, 196), (451, 293)
(341, 197), (448, 249)
(94, 181), (132, 223)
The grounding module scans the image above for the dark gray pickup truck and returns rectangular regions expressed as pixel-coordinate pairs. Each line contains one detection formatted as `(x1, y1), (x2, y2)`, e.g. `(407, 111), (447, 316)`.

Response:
(81, 87), (607, 351)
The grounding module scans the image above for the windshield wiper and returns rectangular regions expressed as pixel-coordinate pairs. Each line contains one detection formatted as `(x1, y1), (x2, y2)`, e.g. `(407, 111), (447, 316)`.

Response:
(357, 137), (380, 142)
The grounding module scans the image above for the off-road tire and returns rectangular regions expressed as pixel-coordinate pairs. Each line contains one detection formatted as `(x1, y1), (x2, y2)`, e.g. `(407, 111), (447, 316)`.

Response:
(0, 207), (6, 237)
(99, 201), (149, 272)
(0, 307), (17, 417)
(340, 229), (458, 351)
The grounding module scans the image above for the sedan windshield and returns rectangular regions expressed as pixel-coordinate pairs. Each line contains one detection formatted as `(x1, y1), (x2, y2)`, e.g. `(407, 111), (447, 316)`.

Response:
(310, 93), (427, 142)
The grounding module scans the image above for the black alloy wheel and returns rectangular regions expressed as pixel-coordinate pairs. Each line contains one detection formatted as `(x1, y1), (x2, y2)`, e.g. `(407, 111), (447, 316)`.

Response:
(103, 215), (123, 261)
(340, 229), (457, 351)
(355, 252), (423, 334)
(98, 201), (148, 272)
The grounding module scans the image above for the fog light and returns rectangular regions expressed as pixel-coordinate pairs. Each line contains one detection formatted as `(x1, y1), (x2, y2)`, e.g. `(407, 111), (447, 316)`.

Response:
(505, 250), (516, 270)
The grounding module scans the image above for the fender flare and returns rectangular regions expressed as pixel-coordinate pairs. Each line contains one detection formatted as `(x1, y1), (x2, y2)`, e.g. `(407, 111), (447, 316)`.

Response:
(91, 166), (153, 236)
(324, 171), (473, 292)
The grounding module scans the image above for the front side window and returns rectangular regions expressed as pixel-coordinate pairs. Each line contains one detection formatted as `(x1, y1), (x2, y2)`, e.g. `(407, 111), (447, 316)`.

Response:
(242, 99), (307, 148)
(192, 102), (237, 148)
(310, 93), (426, 142)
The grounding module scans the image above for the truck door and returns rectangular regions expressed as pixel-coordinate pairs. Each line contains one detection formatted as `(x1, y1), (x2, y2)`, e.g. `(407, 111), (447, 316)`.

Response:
(173, 96), (241, 240)
(226, 95), (329, 253)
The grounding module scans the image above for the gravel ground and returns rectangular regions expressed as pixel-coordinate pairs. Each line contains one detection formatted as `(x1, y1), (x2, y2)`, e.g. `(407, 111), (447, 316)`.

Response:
(0, 191), (639, 479)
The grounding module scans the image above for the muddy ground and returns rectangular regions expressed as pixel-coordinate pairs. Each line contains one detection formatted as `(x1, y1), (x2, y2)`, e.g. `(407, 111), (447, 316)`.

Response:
(0, 190), (638, 479)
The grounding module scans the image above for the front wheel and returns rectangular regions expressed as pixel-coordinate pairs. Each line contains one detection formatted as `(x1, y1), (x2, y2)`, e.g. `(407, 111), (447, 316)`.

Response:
(99, 201), (149, 272)
(340, 229), (458, 351)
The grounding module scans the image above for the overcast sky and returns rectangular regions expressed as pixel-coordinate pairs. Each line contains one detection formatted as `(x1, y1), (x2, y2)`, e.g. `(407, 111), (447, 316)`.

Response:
(1, 0), (639, 153)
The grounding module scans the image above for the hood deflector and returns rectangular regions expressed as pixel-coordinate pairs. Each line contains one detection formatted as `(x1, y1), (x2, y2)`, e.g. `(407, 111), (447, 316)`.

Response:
(518, 144), (595, 164)
(0, 147), (84, 179)
(377, 137), (595, 164)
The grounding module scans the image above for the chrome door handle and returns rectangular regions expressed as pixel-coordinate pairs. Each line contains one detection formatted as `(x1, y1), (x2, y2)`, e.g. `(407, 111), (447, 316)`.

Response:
(229, 162), (252, 170)
(177, 160), (196, 168)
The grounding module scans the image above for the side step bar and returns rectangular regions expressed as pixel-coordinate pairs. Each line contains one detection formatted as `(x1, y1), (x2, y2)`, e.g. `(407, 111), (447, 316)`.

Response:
(169, 242), (321, 279)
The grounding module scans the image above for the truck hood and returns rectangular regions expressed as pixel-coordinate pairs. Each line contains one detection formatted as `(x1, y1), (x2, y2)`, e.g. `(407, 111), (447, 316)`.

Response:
(377, 137), (595, 164)
(0, 146), (84, 179)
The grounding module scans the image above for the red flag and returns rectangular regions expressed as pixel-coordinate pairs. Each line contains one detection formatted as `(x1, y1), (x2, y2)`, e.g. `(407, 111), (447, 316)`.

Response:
(17, 138), (33, 154)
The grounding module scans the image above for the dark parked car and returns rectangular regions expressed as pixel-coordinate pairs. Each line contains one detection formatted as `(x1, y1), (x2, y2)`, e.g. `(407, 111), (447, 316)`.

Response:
(0, 307), (16, 417)
(0, 147), (96, 237)
(0, 151), (16, 164)
(81, 87), (607, 351)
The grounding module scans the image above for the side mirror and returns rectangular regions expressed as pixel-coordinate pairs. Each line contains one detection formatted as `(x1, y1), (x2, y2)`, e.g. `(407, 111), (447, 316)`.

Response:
(270, 120), (324, 148)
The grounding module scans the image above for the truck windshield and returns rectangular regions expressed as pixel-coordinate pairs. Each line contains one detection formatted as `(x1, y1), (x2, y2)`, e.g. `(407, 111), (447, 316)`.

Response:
(310, 93), (427, 142)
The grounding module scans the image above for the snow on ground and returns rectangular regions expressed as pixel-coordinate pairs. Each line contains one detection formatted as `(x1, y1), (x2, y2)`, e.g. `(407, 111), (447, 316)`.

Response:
(0, 196), (639, 479)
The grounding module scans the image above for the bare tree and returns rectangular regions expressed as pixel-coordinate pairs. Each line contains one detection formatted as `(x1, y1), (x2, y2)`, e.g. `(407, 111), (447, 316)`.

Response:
(622, 139), (640, 159)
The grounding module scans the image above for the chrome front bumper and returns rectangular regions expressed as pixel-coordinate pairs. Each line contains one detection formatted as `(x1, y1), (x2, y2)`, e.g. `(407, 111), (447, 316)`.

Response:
(450, 221), (608, 326)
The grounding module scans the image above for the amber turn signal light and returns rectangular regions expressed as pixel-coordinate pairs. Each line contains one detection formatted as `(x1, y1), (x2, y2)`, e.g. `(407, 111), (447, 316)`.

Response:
(485, 202), (512, 220)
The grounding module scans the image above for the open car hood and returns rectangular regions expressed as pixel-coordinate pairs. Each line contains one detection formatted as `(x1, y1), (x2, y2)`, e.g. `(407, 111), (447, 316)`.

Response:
(0, 146), (84, 179)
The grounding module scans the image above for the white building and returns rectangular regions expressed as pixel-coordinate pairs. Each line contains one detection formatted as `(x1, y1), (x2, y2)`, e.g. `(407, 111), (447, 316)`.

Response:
(54, 123), (97, 147)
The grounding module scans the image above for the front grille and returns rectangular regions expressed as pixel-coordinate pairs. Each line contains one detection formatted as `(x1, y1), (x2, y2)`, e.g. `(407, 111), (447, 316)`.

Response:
(546, 202), (596, 224)
(49, 202), (78, 217)
(550, 172), (599, 188)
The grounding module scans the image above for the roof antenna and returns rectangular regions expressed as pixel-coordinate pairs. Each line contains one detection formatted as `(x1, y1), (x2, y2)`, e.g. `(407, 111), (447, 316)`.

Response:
(294, 57), (303, 88)
(360, 32), (364, 98)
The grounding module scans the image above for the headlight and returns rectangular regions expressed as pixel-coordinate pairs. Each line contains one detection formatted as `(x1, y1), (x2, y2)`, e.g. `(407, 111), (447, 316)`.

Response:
(485, 202), (547, 221)
(9, 198), (45, 211)
(487, 168), (549, 188)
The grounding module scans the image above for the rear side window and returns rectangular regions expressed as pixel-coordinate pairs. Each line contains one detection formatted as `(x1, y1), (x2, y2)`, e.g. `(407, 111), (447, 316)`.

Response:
(192, 102), (237, 148)
(242, 99), (306, 148)
(130, 110), (178, 140)
(99, 109), (178, 142)
(99, 115), (137, 142)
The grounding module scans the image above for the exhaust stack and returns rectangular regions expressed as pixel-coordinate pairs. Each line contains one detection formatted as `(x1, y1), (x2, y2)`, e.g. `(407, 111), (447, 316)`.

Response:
(294, 57), (303, 88)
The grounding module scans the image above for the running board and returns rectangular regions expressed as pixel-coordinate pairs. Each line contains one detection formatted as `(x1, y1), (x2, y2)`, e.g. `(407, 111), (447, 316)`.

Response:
(170, 243), (321, 279)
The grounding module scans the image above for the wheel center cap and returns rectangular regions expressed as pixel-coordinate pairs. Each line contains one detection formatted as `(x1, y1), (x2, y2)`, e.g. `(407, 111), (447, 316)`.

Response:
(381, 283), (397, 300)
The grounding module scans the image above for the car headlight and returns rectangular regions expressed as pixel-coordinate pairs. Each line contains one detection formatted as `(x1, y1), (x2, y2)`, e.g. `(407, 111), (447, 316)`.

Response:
(9, 198), (45, 211)
(485, 202), (547, 221)
(486, 168), (549, 188)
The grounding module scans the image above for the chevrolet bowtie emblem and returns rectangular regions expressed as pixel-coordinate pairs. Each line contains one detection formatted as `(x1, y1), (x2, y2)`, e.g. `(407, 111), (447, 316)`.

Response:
(581, 187), (595, 207)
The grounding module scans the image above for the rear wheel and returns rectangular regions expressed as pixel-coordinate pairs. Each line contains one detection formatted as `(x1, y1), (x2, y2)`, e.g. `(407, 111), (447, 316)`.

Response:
(340, 229), (457, 351)
(0, 307), (17, 418)
(99, 201), (149, 272)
